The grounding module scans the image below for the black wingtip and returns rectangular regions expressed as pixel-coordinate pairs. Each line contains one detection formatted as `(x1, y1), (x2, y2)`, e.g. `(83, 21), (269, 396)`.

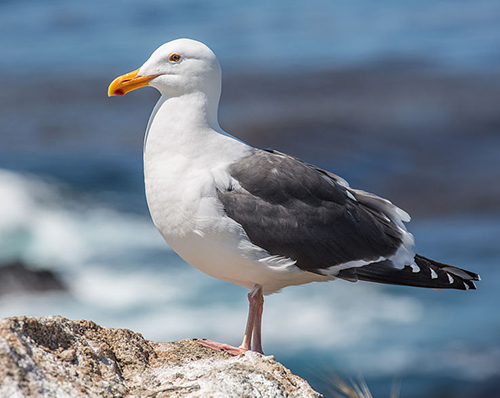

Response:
(463, 280), (477, 290)
(415, 254), (480, 290)
(345, 254), (480, 291)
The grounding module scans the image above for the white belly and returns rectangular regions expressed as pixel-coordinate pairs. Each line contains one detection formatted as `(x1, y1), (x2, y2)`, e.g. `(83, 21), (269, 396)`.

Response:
(160, 221), (329, 295)
(144, 160), (328, 295)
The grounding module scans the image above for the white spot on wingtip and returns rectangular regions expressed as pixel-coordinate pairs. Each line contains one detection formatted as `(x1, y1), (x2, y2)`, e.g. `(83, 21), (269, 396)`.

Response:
(464, 282), (470, 290)
(430, 268), (438, 279)
(447, 274), (455, 284)
(346, 190), (357, 201)
(409, 263), (420, 273)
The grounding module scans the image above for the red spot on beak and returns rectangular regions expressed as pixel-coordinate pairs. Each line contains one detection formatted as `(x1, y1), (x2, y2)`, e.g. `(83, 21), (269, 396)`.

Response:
(114, 89), (125, 96)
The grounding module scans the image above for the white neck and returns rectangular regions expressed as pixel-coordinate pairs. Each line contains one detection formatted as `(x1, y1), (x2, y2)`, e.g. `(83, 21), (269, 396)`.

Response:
(144, 91), (221, 152)
(143, 90), (251, 176)
(142, 90), (250, 238)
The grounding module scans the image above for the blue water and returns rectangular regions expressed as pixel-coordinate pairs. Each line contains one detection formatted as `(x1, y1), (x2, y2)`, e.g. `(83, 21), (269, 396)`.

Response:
(1, 0), (500, 75)
(1, 1), (500, 397)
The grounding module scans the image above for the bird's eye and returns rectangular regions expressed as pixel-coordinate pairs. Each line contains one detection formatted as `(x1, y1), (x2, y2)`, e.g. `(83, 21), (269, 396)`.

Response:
(169, 53), (181, 62)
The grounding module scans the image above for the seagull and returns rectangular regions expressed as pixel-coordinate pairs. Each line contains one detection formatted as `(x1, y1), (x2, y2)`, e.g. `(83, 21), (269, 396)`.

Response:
(108, 38), (480, 355)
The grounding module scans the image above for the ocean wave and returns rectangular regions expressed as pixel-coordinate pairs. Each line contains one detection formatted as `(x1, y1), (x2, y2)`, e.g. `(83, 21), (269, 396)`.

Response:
(0, 169), (167, 270)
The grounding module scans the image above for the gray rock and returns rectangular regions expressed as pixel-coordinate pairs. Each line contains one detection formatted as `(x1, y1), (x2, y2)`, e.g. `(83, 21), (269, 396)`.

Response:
(0, 261), (66, 296)
(0, 316), (322, 398)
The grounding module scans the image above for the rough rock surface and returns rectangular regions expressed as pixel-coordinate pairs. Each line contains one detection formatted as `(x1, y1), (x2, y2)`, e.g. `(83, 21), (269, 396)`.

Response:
(0, 316), (322, 398)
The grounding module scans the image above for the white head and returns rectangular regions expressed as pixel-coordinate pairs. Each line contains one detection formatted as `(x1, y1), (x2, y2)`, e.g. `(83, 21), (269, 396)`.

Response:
(108, 38), (222, 101)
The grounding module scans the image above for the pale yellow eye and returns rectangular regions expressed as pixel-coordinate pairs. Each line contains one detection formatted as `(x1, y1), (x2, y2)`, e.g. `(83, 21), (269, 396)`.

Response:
(169, 53), (181, 62)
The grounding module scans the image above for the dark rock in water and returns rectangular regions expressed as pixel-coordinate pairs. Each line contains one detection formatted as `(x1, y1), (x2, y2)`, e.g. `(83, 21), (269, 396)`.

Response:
(0, 261), (66, 296)
(0, 316), (322, 398)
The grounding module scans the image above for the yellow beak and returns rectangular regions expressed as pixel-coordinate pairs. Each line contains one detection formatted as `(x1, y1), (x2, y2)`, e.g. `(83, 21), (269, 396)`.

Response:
(108, 68), (161, 97)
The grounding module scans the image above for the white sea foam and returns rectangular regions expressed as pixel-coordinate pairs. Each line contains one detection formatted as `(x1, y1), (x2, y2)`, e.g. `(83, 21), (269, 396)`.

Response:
(0, 169), (167, 270)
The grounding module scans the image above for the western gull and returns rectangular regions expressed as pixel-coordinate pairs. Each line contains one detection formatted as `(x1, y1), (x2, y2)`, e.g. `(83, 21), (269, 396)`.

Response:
(108, 38), (480, 355)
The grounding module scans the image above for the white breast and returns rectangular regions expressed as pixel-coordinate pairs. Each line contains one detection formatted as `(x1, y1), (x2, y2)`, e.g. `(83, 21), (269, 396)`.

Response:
(143, 96), (328, 294)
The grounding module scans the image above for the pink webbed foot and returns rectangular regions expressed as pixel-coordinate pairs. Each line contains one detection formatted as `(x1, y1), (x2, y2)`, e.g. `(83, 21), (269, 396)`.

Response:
(196, 339), (249, 356)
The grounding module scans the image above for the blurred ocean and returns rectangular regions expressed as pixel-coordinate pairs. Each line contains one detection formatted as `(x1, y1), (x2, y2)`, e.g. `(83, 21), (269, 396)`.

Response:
(1, 1), (500, 397)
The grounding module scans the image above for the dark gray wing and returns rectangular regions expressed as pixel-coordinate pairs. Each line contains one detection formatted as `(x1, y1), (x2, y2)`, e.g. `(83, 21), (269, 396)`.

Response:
(217, 149), (404, 274)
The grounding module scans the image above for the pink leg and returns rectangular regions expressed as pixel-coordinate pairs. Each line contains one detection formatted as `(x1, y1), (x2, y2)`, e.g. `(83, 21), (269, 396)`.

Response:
(251, 287), (264, 353)
(197, 284), (264, 356)
(239, 284), (261, 350)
